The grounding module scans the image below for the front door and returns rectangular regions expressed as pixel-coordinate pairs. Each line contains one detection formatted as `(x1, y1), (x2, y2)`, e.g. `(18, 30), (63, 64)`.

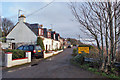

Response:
(46, 45), (47, 51)
(12, 43), (15, 49)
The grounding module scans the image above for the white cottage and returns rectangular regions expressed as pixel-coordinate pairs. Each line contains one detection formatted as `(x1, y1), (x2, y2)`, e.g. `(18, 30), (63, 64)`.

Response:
(6, 15), (62, 50)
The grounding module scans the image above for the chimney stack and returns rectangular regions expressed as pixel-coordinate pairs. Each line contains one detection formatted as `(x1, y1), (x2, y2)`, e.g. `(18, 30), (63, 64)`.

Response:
(18, 15), (26, 22)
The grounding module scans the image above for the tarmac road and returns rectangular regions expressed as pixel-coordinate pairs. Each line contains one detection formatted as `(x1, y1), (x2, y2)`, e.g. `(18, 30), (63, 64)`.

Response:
(2, 47), (104, 78)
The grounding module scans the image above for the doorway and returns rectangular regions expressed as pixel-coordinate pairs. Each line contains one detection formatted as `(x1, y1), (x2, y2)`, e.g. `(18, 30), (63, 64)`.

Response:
(12, 43), (15, 49)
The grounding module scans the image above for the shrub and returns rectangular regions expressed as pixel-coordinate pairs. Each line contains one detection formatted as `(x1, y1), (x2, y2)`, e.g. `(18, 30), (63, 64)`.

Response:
(73, 48), (77, 54)
(72, 48), (77, 56)
(89, 62), (101, 69)
(5, 49), (26, 59)
(37, 37), (45, 50)
(54, 49), (57, 51)
(73, 54), (85, 65)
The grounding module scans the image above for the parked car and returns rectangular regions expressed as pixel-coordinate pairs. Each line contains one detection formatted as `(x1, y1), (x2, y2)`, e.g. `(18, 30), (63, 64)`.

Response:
(67, 45), (71, 48)
(17, 45), (44, 59)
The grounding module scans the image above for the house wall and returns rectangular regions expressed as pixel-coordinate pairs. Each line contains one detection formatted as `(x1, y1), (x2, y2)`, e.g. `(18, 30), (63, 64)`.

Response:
(43, 37), (52, 50)
(42, 36), (61, 50)
(53, 40), (61, 50)
(6, 22), (37, 44)
(59, 38), (63, 49)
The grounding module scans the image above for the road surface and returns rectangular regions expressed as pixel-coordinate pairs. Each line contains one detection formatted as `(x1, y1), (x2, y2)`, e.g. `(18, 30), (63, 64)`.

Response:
(2, 47), (104, 78)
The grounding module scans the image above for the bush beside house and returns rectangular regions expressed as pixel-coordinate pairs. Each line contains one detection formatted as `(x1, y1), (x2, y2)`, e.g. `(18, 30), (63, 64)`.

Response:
(37, 37), (45, 50)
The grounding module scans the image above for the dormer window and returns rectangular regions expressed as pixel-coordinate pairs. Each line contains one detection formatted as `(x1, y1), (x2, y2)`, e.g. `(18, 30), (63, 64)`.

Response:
(54, 33), (56, 40)
(47, 32), (51, 38)
(39, 28), (44, 36)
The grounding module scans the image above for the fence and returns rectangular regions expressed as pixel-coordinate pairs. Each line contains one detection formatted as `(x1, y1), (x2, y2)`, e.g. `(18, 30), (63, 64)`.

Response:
(5, 51), (31, 67)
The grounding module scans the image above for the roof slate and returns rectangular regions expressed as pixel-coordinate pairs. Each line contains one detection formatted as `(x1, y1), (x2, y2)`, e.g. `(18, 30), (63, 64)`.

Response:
(24, 22), (42, 36)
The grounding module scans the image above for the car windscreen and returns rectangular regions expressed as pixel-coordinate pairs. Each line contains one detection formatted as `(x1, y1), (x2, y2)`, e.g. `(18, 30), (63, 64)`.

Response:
(17, 46), (24, 50)
(35, 46), (42, 50)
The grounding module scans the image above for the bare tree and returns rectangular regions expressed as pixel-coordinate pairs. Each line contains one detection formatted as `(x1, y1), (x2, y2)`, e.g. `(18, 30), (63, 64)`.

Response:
(69, 1), (120, 73)
(0, 16), (2, 37)
(2, 18), (14, 37)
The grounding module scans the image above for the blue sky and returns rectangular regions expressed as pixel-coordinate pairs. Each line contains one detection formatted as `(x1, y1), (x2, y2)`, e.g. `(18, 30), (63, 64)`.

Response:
(1, 2), (93, 44)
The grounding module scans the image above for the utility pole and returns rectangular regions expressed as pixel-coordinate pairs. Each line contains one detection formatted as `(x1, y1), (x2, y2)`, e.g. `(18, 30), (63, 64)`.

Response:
(78, 34), (80, 42)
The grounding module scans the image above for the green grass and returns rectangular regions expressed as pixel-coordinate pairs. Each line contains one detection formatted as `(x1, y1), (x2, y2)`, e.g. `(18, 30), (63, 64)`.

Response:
(70, 58), (120, 80)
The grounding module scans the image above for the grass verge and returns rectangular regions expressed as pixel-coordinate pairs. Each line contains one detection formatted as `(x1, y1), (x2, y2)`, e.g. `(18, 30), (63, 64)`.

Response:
(70, 58), (120, 80)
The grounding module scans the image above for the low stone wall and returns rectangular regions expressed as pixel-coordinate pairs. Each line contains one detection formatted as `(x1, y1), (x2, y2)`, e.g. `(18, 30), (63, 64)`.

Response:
(53, 50), (63, 55)
(43, 50), (63, 58)
(43, 52), (53, 58)
(5, 51), (31, 67)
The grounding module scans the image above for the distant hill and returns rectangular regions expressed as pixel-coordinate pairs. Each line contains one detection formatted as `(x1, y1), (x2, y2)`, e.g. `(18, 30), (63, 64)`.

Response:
(67, 38), (83, 45)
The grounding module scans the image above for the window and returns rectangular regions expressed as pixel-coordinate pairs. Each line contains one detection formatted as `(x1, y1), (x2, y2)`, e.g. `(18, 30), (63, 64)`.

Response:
(39, 29), (41, 35)
(29, 45), (34, 51)
(23, 46), (29, 50)
(47, 32), (51, 38)
(41, 29), (43, 35)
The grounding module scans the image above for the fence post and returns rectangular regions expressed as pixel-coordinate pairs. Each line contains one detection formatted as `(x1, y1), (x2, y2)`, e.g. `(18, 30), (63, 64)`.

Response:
(5, 52), (12, 67)
(26, 51), (31, 62)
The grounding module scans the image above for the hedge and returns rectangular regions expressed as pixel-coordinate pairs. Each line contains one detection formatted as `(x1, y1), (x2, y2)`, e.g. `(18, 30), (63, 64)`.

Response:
(37, 37), (45, 50)
(5, 49), (26, 59)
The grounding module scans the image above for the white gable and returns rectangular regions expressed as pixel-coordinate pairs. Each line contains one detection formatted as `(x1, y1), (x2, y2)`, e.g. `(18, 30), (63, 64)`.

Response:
(6, 22), (37, 43)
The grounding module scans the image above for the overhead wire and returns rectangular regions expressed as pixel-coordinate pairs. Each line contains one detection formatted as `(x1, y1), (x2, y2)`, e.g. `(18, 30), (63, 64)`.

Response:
(26, 0), (55, 17)
(6, 0), (55, 19)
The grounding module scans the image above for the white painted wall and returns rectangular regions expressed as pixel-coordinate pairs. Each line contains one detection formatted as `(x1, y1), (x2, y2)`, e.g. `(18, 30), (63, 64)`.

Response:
(6, 21), (37, 43)
(42, 37), (52, 50)
(42, 36), (61, 50)
(43, 50), (63, 58)
(53, 40), (60, 50)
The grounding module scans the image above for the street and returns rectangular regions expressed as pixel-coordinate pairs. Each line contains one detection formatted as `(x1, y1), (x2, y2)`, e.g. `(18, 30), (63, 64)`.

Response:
(2, 48), (104, 78)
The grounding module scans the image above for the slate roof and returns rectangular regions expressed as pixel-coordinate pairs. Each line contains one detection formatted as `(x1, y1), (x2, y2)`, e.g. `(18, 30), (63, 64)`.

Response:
(7, 22), (62, 40)
(24, 22), (42, 36)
